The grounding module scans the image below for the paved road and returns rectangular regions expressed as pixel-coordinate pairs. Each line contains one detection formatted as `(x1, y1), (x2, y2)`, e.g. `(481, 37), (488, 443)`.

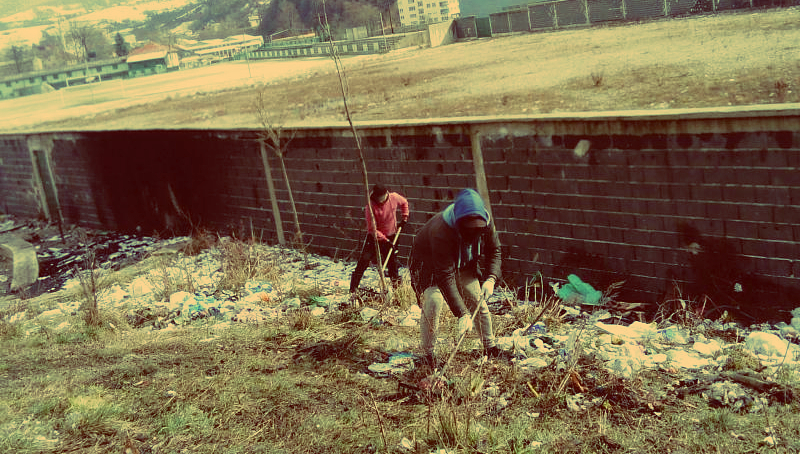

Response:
(0, 56), (358, 132)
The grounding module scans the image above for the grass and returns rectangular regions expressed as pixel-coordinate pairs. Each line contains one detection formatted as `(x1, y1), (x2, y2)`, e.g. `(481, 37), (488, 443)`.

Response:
(1, 237), (799, 453)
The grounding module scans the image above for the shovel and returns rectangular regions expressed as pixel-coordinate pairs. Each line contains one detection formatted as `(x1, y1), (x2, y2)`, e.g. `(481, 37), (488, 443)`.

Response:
(381, 225), (403, 271)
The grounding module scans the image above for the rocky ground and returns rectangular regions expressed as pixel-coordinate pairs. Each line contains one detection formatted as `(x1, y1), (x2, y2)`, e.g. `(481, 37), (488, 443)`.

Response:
(2, 214), (799, 418)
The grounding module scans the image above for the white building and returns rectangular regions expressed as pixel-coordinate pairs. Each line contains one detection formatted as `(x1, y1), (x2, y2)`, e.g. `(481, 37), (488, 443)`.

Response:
(176, 34), (264, 61)
(397, 0), (461, 26)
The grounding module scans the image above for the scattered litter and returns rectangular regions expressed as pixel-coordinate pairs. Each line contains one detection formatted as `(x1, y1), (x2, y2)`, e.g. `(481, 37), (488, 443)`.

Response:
(558, 274), (603, 305)
(368, 352), (415, 376)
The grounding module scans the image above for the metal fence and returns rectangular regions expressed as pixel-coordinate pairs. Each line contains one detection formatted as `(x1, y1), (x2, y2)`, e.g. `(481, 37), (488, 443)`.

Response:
(456, 0), (797, 38)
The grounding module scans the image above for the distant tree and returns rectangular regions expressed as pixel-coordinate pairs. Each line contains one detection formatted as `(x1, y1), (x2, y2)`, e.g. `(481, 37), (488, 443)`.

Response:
(259, 0), (307, 37)
(114, 32), (129, 57)
(67, 22), (112, 63)
(33, 33), (72, 69)
(5, 43), (29, 74)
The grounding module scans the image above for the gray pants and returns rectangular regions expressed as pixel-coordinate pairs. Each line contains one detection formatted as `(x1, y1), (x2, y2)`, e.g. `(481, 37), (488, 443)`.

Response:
(420, 270), (496, 356)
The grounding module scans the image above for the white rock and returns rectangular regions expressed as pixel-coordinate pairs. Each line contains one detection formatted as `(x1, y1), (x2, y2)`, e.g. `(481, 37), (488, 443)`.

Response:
(360, 307), (379, 321)
(667, 349), (712, 369)
(518, 356), (550, 369)
(745, 332), (790, 357)
(693, 340), (722, 357)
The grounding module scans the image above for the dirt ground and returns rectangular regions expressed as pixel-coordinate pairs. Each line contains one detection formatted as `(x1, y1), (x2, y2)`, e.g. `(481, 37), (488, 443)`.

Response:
(19, 7), (800, 132)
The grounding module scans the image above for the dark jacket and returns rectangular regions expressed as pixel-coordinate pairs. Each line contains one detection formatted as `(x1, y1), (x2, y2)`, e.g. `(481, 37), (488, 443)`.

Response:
(410, 190), (502, 317)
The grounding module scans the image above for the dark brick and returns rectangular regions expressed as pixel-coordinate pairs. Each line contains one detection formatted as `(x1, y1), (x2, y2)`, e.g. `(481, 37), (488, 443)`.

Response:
(663, 184), (692, 200)
(635, 246), (664, 263)
(594, 149), (628, 166)
(666, 149), (691, 165)
(642, 167), (672, 183)
(725, 220), (758, 239)
(736, 204), (771, 223)
(691, 184), (722, 202)
(705, 202), (739, 220)
(605, 212), (636, 229)
(774, 205), (800, 225)
(647, 199), (676, 215)
(675, 201), (706, 217)
(758, 224), (793, 241)
(571, 224), (595, 240)
(628, 167), (646, 183)
(754, 187), (791, 205)
(770, 169), (800, 186)
(509, 176), (532, 191)
(635, 215), (665, 231)
(595, 226), (624, 242)
(691, 150), (722, 167)
(584, 240), (609, 256)
(612, 135), (644, 150)
(627, 260), (656, 276)
(673, 134), (695, 149)
(722, 185), (765, 203)
(560, 209), (584, 225)
(623, 229), (652, 245)
(623, 199), (648, 214)
(702, 168), (736, 185)
(649, 231), (678, 248)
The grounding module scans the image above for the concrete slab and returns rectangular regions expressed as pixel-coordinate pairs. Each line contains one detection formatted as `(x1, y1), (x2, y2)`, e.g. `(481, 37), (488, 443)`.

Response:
(0, 236), (39, 291)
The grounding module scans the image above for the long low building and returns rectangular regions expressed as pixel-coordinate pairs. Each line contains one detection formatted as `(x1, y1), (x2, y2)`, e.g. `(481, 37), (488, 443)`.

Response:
(0, 44), (180, 99)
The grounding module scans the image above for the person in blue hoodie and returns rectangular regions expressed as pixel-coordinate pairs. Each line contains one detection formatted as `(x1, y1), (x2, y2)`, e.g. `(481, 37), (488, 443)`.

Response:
(409, 188), (509, 363)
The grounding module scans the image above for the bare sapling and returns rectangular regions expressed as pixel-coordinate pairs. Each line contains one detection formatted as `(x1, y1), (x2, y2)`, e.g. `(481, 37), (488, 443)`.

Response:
(254, 89), (303, 246)
(318, 0), (389, 300)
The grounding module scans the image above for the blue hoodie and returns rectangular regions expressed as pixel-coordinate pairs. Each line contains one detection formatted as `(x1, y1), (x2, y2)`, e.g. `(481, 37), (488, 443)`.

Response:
(442, 189), (491, 267)
(442, 188), (489, 227)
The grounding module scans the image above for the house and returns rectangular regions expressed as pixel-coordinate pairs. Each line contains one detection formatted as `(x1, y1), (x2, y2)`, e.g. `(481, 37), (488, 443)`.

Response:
(126, 42), (180, 77)
(0, 58), (127, 98)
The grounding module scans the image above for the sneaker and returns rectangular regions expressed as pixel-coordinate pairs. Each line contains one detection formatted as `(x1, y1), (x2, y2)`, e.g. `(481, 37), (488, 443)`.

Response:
(485, 346), (515, 360)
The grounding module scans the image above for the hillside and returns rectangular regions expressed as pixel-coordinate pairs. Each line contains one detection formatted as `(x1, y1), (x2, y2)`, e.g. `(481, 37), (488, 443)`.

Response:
(9, 6), (800, 133)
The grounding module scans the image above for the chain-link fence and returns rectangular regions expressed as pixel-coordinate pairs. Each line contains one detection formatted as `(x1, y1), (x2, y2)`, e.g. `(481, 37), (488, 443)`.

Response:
(456, 0), (798, 38)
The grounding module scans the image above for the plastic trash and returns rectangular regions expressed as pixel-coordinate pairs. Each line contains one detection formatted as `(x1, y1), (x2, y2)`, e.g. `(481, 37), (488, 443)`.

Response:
(557, 274), (602, 305)
(360, 307), (379, 322)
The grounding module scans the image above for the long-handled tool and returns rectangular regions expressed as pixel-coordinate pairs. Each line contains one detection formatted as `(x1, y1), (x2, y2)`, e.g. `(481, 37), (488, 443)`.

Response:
(436, 294), (486, 378)
(381, 225), (403, 271)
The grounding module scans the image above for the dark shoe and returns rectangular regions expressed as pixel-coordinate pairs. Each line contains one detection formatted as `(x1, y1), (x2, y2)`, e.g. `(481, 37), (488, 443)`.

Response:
(486, 346), (515, 361)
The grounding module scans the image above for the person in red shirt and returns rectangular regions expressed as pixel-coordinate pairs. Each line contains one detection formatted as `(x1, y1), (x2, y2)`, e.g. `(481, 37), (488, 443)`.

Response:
(350, 184), (410, 293)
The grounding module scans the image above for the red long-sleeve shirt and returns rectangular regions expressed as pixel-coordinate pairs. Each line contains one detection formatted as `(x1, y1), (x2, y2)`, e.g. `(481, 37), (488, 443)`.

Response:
(365, 192), (409, 242)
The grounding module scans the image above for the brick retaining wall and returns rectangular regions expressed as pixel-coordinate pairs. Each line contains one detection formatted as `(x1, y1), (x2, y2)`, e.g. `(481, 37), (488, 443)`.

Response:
(2, 106), (799, 321)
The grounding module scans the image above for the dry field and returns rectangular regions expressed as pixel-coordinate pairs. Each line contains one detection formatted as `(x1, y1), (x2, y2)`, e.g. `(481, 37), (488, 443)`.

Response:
(21, 7), (800, 132)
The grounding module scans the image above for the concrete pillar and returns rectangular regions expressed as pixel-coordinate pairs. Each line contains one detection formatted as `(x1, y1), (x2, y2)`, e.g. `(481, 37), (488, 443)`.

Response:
(0, 236), (39, 291)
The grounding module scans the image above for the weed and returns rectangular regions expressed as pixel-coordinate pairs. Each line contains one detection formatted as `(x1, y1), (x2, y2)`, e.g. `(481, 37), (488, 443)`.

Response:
(698, 409), (735, 434)
(216, 239), (280, 293)
(63, 389), (126, 439)
(289, 307), (319, 331)
(157, 403), (216, 438)
(0, 320), (19, 340)
(181, 227), (217, 255)
(591, 70), (604, 86)
(774, 78), (789, 102)
(722, 345), (760, 372)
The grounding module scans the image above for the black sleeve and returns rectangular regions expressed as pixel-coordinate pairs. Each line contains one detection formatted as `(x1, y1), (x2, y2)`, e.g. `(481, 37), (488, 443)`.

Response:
(481, 225), (502, 282)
